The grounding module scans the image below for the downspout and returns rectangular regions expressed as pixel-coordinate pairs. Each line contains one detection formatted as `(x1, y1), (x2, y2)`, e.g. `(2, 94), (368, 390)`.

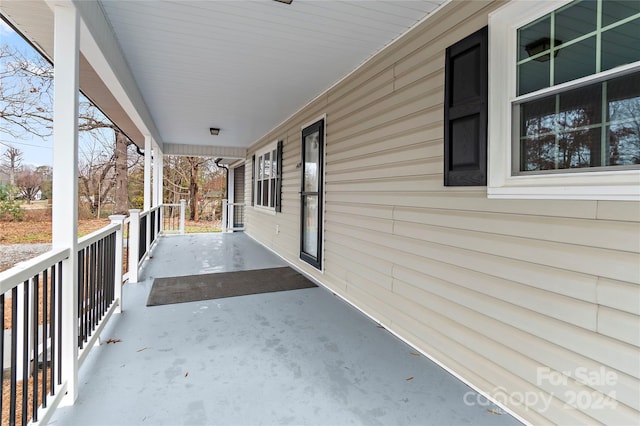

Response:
(214, 158), (229, 200)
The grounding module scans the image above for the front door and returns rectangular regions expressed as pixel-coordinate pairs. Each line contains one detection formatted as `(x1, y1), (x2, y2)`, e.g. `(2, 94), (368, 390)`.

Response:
(300, 119), (324, 269)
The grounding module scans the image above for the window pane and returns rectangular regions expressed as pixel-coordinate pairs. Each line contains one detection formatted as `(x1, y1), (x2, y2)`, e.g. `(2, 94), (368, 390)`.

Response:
(518, 16), (550, 62)
(554, 36), (596, 85)
(264, 152), (271, 179)
(601, 18), (640, 72)
(607, 73), (640, 166)
(270, 178), (276, 208)
(519, 79), (606, 171)
(518, 59), (550, 95)
(262, 179), (268, 206)
(520, 96), (557, 171)
(304, 131), (319, 192)
(558, 82), (602, 131)
(257, 181), (263, 206)
(272, 149), (278, 179)
(602, 0), (640, 27)
(555, 0), (597, 42)
(258, 155), (263, 180)
(302, 195), (318, 258)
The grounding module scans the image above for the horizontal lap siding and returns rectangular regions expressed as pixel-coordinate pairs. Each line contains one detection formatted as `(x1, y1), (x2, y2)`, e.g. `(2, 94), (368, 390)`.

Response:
(245, 1), (640, 424)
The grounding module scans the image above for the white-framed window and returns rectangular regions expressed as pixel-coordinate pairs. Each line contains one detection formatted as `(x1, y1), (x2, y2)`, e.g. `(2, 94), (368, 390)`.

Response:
(488, 0), (640, 200)
(253, 141), (280, 210)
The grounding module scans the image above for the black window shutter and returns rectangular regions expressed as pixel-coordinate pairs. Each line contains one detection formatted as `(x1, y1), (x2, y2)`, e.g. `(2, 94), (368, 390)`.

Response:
(275, 140), (283, 212)
(251, 154), (255, 206)
(444, 26), (488, 186)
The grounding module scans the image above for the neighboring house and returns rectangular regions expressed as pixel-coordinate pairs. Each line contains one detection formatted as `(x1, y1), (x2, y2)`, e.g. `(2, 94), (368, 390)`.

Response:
(1, 0), (638, 424)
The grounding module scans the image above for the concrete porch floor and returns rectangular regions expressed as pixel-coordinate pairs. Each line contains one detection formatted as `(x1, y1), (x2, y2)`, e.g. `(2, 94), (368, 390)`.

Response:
(49, 233), (520, 426)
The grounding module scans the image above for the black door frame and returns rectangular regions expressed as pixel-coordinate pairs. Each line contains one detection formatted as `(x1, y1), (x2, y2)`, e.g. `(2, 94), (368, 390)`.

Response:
(300, 118), (324, 269)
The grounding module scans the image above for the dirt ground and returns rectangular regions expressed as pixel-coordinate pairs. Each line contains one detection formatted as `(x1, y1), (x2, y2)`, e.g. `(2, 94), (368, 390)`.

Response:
(0, 208), (220, 272)
(0, 210), (110, 245)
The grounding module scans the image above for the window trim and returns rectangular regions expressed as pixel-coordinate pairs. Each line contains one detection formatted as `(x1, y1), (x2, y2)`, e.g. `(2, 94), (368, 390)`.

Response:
(253, 140), (279, 212)
(487, 0), (640, 201)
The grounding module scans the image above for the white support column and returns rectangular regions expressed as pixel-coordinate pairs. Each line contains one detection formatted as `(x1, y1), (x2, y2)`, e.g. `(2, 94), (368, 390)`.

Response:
(227, 168), (235, 232)
(222, 199), (228, 232)
(143, 135), (152, 211)
(179, 199), (186, 235)
(109, 215), (126, 313)
(152, 142), (162, 207)
(52, 4), (80, 406)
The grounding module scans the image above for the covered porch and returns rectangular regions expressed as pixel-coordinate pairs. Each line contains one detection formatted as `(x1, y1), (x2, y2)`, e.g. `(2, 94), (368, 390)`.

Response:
(49, 232), (517, 425)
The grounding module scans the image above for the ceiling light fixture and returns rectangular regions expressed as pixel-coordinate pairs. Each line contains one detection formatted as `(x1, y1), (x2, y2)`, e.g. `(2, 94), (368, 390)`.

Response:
(209, 128), (220, 135)
(274, 0), (293, 4)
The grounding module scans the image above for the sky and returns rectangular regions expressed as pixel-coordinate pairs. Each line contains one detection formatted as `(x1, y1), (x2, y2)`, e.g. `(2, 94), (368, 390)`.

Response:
(0, 19), (55, 167)
(1, 19), (114, 168)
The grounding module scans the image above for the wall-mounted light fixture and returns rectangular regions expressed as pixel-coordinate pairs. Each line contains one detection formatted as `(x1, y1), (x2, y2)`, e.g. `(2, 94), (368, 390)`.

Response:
(210, 128), (220, 135)
(525, 37), (561, 62)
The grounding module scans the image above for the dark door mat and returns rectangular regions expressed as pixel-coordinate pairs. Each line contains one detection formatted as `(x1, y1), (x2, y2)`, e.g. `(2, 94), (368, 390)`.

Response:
(146, 267), (317, 306)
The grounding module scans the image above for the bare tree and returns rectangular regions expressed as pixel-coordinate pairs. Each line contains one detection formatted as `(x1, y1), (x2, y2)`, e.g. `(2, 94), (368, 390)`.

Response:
(186, 156), (206, 221)
(0, 145), (23, 200)
(1, 42), (140, 216)
(163, 156), (222, 222)
(0, 43), (53, 138)
(113, 129), (130, 214)
(78, 129), (115, 216)
(15, 167), (42, 203)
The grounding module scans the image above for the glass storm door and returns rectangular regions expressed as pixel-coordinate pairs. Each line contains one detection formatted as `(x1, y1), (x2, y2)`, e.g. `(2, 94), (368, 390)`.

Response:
(300, 119), (324, 269)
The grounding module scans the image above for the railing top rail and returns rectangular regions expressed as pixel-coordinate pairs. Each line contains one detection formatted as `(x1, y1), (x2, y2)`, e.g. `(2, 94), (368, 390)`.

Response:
(162, 203), (181, 207)
(78, 223), (120, 251)
(0, 247), (70, 293)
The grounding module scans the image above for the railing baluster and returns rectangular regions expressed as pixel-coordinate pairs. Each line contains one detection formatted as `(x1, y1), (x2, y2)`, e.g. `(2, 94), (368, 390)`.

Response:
(57, 261), (62, 387)
(32, 273), (39, 422)
(98, 238), (104, 319)
(10, 286), (18, 426)
(43, 268), (49, 408)
(77, 249), (84, 349)
(89, 244), (94, 339)
(0, 293), (3, 418)
(22, 280), (29, 426)
(50, 263), (56, 395)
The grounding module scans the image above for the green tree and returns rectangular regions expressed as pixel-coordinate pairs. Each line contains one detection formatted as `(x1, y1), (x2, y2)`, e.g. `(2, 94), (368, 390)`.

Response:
(0, 183), (22, 221)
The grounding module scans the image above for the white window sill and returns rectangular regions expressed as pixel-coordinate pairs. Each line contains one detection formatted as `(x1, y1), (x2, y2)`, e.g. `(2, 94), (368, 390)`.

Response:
(488, 170), (640, 201)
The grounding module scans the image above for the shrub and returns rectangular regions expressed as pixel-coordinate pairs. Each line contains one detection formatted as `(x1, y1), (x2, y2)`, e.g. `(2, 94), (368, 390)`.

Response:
(0, 184), (24, 221)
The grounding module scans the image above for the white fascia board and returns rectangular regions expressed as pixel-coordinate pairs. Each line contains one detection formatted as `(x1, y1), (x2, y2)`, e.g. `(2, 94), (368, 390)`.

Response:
(65, 0), (163, 149)
(163, 143), (247, 159)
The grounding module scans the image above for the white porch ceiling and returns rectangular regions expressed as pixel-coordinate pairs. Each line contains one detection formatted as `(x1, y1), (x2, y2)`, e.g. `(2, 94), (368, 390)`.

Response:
(98, 0), (446, 150)
(1, 0), (447, 152)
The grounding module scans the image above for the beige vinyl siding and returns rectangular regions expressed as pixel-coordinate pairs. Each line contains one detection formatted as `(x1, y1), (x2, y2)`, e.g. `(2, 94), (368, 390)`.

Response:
(245, 0), (640, 424)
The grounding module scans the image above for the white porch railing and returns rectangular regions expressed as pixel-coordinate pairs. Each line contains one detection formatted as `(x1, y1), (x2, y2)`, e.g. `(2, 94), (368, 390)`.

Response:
(0, 200), (186, 424)
(126, 201), (186, 283)
(222, 200), (245, 232)
(0, 215), (125, 425)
